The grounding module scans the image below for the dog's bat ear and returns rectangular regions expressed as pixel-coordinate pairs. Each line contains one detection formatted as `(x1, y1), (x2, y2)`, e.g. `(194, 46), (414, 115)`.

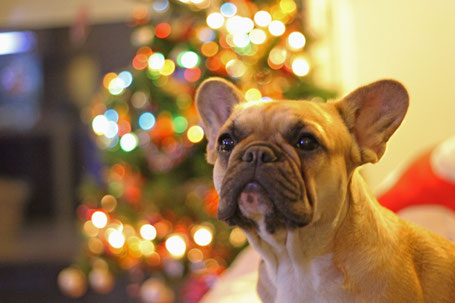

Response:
(195, 77), (244, 163)
(336, 79), (409, 164)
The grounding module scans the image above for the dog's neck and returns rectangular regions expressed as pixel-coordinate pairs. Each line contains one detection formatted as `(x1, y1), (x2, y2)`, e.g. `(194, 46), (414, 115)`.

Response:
(244, 169), (399, 301)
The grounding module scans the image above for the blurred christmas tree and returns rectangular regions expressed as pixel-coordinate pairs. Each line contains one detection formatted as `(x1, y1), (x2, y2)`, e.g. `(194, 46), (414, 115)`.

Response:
(58, 0), (335, 302)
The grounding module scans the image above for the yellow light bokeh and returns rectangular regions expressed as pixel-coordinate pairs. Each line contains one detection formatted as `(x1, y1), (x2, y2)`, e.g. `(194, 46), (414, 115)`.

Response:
(268, 20), (286, 36)
(127, 236), (142, 258)
(88, 237), (104, 255)
(91, 211), (108, 229)
(229, 227), (247, 247)
(201, 42), (219, 57)
(254, 11), (272, 27)
(160, 59), (175, 76)
(226, 59), (246, 78)
(187, 125), (204, 143)
(287, 32), (306, 51)
(165, 234), (187, 258)
(220, 50), (237, 66)
(140, 224), (157, 240)
(101, 195), (117, 212)
(206, 13), (224, 29)
(148, 53), (165, 70)
(280, 0), (297, 14)
(269, 47), (287, 65)
(226, 16), (254, 35)
(233, 34), (250, 48)
(108, 230), (125, 248)
(292, 57), (310, 76)
(187, 248), (204, 262)
(193, 226), (213, 246)
(108, 78), (125, 95)
(103, 73), (117, 89)
(249, 29), (267, 45)
(83, 220), (99, 237)
(139, 240), (155, 256)
(245, 88), (262, 102)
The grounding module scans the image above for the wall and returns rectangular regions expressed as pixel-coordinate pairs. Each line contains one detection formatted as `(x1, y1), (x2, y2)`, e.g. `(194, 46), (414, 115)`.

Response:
(310, 0), (455, 192)
(0, 0), (135, 29)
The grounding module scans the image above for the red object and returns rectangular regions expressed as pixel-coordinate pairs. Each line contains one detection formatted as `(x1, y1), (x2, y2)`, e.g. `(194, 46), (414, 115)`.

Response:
(378, 149), (455, 213)
(155, 23), (172, 39)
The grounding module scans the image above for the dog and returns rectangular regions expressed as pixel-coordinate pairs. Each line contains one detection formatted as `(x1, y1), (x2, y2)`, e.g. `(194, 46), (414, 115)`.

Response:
(195, 78), (455, 303)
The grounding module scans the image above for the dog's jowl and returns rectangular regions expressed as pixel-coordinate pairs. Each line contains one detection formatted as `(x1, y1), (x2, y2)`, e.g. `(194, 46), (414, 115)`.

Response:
(196, 78), (455, 303)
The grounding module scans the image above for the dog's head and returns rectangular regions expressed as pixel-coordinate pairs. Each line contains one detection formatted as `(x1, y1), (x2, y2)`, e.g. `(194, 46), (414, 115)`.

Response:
(196, 78), (408, 233)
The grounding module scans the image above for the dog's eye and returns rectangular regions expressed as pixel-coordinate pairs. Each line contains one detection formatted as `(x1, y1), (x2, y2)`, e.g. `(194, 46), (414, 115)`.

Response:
(218, 134), (235, 152)
(296, 134), (319, 151)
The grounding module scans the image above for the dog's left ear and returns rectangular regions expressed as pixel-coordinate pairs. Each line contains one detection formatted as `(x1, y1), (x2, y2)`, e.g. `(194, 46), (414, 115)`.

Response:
(195, 77), (244, 163)
(336, 79), (409, 164)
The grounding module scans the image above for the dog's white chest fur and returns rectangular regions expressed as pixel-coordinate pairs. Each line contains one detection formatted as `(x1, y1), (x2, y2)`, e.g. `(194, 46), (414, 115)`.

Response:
(271, 254), (356, 303)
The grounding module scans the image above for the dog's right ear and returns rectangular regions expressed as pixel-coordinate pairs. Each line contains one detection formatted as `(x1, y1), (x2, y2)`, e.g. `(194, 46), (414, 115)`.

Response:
(195, 78), (244, 163)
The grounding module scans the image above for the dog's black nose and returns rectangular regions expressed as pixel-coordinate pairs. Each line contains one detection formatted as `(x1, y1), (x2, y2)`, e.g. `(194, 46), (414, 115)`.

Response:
(242, 145), (277, 164)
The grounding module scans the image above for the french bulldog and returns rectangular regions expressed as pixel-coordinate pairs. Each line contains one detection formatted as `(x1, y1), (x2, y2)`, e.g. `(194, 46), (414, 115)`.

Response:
(195, 78), (455, 303)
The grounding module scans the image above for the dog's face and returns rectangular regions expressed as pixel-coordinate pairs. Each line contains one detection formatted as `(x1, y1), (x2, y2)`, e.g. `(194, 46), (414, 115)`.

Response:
(196, 78), (408, 234)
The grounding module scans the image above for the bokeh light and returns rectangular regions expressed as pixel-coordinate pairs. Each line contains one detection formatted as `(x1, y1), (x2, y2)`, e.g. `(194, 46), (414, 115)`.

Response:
(108, 78), (125, 95)
(178, 51), (199, 69)
(193, 226), (213, 246)
(229, 227), (247, 247)
(226, 16), (254, 35)
(83, 221), (99, 237)
(226, 59), (246, 78)
(148, 53), (165, 70)
(287, 32), (306, 51)
(104, 121), (119, 138)
(160, 59), (175, 76)
(172, 116), (188, 133)
(245, 88), (262, 102)
(292, 57), (310, 76)
(153, 0), (169, 12)
(233, 34), (250, 48)
(140, 224), (157, 240)
(92, 115), (108, 135)
(155, 23), (171, 39)
(88, 237), (104, 255)
(269, 20), (285, 36)
(198, 28), (215, 42)
(184, 67), (201, 82)
(249, 29), (267, 45)
(187, 125), (204, 143)
(139, 112), (156, 130)
(254, 11), (272, 27)
(118, 71), (133, 88)
(165, 234), (186, 258)
(280, 0), (297, 14)
(206, 13), (224, 29)
(269, 47), (287, 65)
(201, 41), (219, 57)
(120, 133), (138, 152)
(108, 230), (125, 248)
(91, 211), (108, 229)
(101, 195), (117, 212)
(131, 91), (148, 108)
(220, 3), (237, 17)
(139, 240), (155, 256)
(187, 248), (203, 263)
(103, 73), (117, 89)
(104, 109), (119, 123)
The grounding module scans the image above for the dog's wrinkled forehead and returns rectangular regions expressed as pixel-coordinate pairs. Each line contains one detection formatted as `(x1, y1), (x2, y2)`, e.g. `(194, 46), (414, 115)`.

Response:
(222, 100), (343, 147)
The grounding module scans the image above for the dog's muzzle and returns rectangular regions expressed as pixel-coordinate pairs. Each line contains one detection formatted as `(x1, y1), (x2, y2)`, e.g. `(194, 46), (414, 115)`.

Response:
(218, 143), (313, 233)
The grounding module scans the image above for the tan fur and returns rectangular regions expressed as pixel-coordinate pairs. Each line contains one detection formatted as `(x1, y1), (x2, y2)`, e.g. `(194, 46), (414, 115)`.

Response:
(196, 78), (455, 302)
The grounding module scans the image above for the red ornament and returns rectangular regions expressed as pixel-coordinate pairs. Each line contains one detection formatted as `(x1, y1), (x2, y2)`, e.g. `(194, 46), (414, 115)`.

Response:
(379, 139), (455, 212)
